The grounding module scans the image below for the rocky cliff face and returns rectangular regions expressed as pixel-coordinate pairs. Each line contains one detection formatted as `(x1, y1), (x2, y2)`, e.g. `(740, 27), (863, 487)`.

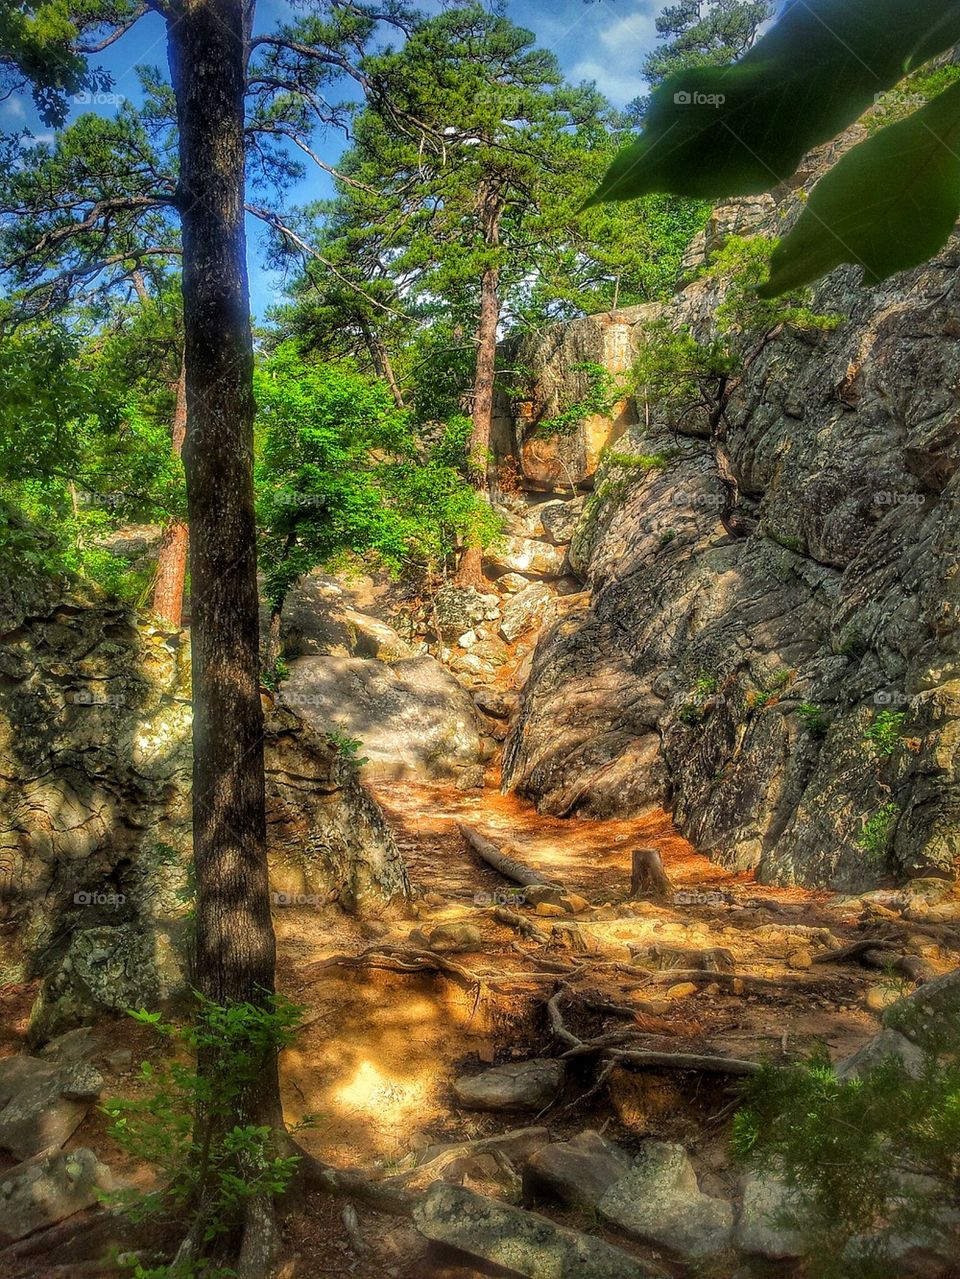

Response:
(502, 188), (960, 892)
(0, 570), (408, 1041)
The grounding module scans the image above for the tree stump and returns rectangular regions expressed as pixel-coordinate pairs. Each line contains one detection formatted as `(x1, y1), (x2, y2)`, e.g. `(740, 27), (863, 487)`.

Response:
(630, 847), (671, 901)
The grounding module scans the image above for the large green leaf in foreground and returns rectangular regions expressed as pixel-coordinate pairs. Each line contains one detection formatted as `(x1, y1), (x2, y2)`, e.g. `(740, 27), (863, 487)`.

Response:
(760, 78), (960, 294)
(586, 0), (960, 204)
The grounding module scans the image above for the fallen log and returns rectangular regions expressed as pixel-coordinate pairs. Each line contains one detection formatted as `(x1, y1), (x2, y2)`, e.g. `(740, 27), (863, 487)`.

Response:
(457, 823), (559, 889)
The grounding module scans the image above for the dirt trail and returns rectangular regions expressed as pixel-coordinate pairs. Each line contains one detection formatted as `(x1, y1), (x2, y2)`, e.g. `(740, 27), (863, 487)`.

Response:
(273, 782), (899, 1173)
(8, 779), (958, 1279)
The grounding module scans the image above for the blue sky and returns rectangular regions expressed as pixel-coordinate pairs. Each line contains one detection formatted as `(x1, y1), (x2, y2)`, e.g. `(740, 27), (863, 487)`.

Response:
(0, 0), (660, 318)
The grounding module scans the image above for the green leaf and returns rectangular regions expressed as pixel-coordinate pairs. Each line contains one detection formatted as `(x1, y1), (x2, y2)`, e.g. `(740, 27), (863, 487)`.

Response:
(586, 0), (960, 204)
(760, 79), (960, 295)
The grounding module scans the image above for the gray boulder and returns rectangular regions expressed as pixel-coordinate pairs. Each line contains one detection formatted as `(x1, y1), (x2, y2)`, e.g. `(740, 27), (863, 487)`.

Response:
(452, 1059), (564, 1112)
(598, 1141), (734, 1260)
(539, 499), (585, 545)
(0, 1146), (114, 1241)
(525, 1129), (634, 1210)
(500, 583), (558, 643)
(735, 1173), (807, 1259)
(281, 653), (481, 781)
(413, 1182), (666, 1279)
(486, 535), (567, 579)
(0, 1056), (103, 1160)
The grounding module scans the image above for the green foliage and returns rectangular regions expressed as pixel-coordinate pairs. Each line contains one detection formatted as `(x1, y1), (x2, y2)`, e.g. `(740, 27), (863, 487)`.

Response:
(642, 0), (774, 92)
(0, 321), (183, 600)
(859, 802), (900, 858)
(602, 448), (676, 471)
(537, 363), (623, 437)
(588, 0), (960, 294)
(864, 710), (907, 758)
(732, 1017), (960, 1278)
(104, 995), (306, 1273)
(255, 344), (498, 611)
(797, 702), (830, 738)
(327, 725), (368, 768)
(678, 671), (718, 725)
(260, 657), (289, 692)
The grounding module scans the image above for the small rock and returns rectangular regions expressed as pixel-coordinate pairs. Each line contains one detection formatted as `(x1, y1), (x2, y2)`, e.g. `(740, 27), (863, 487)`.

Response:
(473, 688), (519, 719)
(58, 1062), (104, 1102)
(423, 891), (445, 908)
(599, 1141), (734, 1260)
(0, 1146), (115, 1240)
(486, 536), (566, 579)
(497, 572), (532, 594)
(457, 630), (478, 648)
(105, 1048), (133, 1072)
(37, 1027), (97, 1065)
(865, 983), (902, 1014)
(453, 1059), (565, 1112)
(665, 982), (699, 1000)
(413, 1182), (664, 1279)
(534, 902), (566, 918)
(526, 1130), (634, 1210)
(836, 1027), (926, 1080)
(787, 949), (812, 970)
(564, 893), (590, 913)
(0, 1058), (94, 1160)
(427, 923), (483, 954)
(455, 765), (485, 792)
(500, 583), (557, 643)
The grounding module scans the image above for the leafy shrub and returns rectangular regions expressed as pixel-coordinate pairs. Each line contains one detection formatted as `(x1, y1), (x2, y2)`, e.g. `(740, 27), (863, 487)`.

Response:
(858, 802), (900, 858)
(797, 702), (830, 737)
(733, 999), (960, 1279)
(864, 710), (907, 758)
(103, 995), (309, 1275)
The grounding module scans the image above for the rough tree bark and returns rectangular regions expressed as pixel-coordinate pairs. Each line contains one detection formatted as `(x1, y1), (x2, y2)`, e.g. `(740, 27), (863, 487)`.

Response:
(456, 181), (503, 587)
(151, 354), (189, 626)
(167, 0), (283, 1268)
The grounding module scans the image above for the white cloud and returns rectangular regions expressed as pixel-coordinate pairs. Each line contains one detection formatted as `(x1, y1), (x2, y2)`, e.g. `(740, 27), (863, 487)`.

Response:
(567, 1), (657, 105)
(1, 97), (26, 122)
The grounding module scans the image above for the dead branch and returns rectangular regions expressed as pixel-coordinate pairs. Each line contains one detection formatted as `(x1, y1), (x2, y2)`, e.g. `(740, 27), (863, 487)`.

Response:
(457, 823), (560, 888)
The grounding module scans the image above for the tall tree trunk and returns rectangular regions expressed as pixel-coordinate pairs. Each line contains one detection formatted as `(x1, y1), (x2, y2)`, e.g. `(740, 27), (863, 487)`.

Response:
(456, 188), (502, 588)
(152, 355), (189, 627)
(167, 0), (283, 1266)
(359, 314), (404, 409)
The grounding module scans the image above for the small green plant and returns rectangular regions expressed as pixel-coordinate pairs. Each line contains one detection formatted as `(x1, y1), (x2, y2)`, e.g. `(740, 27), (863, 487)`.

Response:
(601, 447), (678, 471)
(797, 703), (830, 738)
(327, 724), (368, 768)
(863, 710), (906, 758)
(858, 802), (900, 859)
(536, 362), (623, 437)
(678, 672), (719, 725)
(260, 656), (289, 692)
(732, 992), (960, 1279)
(103, 995), (308, 1277)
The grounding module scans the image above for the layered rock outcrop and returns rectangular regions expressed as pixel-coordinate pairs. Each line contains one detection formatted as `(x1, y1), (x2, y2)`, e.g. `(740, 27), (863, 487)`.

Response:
(502, 196), (960, 891)
(0, 571), (408, 1040)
